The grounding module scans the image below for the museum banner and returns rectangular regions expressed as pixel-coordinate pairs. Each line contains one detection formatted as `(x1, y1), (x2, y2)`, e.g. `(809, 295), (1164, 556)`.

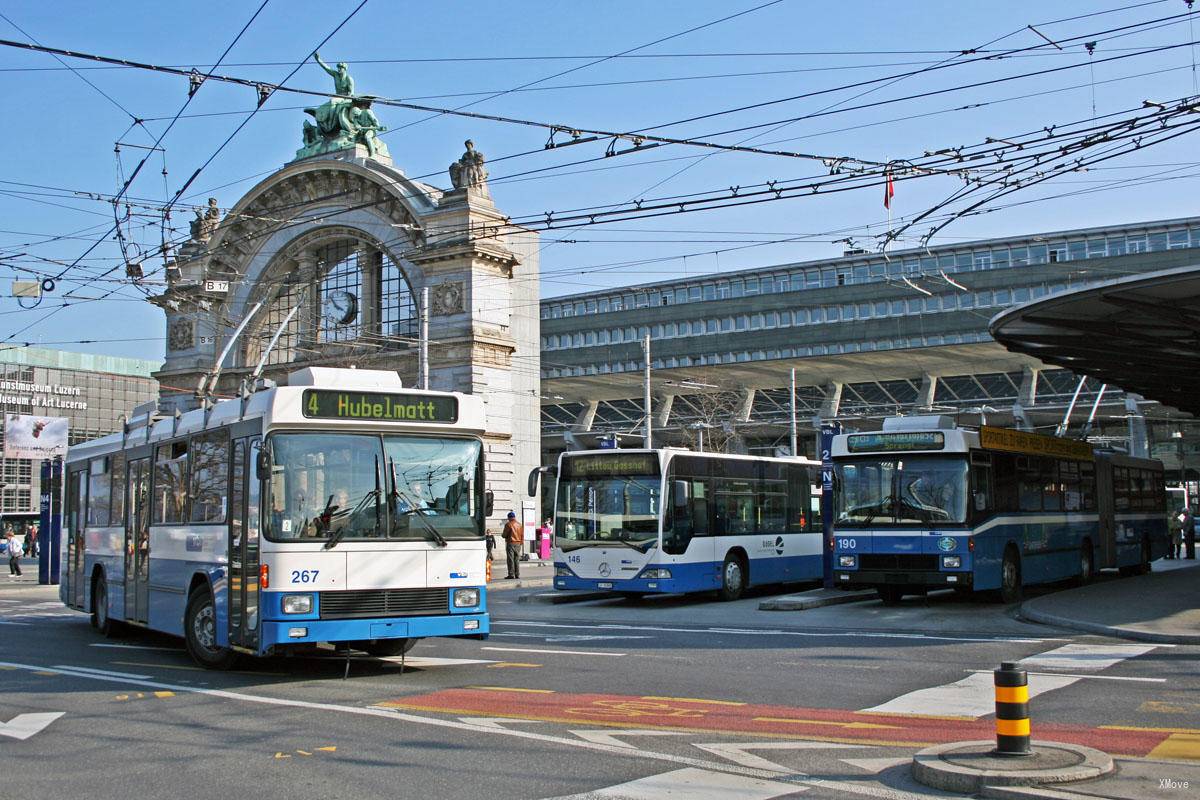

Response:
(4, 413), (69, 460)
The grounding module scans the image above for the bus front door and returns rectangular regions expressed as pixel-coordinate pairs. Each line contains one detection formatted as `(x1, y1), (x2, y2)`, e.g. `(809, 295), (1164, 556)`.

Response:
(228, 438), (261, 651)
(124, 458), (150, 624)
(67, 469), (86, 610)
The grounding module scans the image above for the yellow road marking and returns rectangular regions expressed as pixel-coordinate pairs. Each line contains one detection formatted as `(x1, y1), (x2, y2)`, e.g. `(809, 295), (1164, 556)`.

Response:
(857, 710), (976, 722)
(317, 746), (336, 752)
(487, 663), (541, 669)
(753, 716), (903, 730)
(640, 696), (746, 706)
(1103, 725), (1200, 734)
(296, 750), (312, 756)
(1148, 733), (1200, 761)
(33, 671), (57, 677)
(462, 686), (555, 693)
(154, 691), (174, 698)
(0, 665), (16, 671)
(1140, 701), (1200, 715)
(273, 753), (290, 759)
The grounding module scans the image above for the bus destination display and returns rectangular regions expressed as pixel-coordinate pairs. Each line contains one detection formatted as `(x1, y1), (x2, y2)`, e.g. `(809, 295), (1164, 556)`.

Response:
(302, 389), (458, 423)
(846, 432), (945, 453)
(562, 453), (659, 478)
(979, 426), (1093, 460)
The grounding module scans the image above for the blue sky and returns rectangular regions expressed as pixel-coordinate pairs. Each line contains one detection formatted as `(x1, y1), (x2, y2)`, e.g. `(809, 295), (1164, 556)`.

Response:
(1, 0), (1198, 360)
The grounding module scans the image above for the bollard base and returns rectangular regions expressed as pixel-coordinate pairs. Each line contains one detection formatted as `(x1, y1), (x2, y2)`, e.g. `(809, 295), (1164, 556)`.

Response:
(912, 740), (1113, 794)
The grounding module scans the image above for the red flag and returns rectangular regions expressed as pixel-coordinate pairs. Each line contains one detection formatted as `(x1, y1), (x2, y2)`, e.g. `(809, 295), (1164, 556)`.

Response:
(883, 169), (895, 209)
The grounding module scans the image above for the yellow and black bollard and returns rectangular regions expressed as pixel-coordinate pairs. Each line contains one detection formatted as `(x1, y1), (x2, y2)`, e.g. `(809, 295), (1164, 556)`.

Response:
(993, 661), (1032, 756)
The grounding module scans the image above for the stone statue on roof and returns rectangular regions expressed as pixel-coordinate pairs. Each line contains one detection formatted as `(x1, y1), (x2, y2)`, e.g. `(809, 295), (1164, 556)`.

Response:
(448, 140), (489, 196)
(189, 198), (220, 242)
(296, 53), (390, 161)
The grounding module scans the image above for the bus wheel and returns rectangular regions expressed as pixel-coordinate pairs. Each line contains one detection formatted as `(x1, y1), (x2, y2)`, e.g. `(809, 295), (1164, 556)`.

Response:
(91, 573), (119, 637)
(1077, 540), (1095, 586)
(361, 638), (418, 657)
(184, 588), (237, 670)
(878, 586), (904, 605)
(1000, 547), (1022, 604)
(719, 554), (746, 601)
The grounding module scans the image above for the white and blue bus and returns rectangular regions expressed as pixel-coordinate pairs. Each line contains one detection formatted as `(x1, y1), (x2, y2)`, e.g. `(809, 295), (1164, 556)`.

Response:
(831, 416), (1168, 604)
(532, 449), (821, 600)
(61, 367), (491, 668)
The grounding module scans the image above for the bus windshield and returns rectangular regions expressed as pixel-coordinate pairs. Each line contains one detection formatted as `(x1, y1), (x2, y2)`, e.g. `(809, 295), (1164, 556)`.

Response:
(267, 432), (482, 542)
(836, 456), (968, 526)
(555, 454), (661, 551)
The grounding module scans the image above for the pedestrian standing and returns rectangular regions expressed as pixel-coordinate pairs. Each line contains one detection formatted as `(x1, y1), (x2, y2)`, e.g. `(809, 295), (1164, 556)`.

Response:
(1172, 509), (1187, 559)
(1186, 506), (1197, 560)
(4, 529), (22, 578)
(26, 524), (37, 559)
(502, 512), (523, 579)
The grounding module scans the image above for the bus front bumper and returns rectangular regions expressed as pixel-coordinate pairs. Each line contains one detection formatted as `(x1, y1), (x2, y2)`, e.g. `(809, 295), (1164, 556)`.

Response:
(835, 570), (973, 589)
(261, 613), (489, 648)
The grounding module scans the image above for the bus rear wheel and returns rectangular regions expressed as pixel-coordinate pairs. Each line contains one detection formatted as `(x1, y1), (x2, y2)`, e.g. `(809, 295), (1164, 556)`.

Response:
(718, 554), (746, 601)
(1077, 540), (1095, 586)
(91, 573), (119, 638)
(878, 586), (904, 605)
(184, 588), (237, 670)
(359, 638), (419, 657)
(1000, 547), (1022, 604)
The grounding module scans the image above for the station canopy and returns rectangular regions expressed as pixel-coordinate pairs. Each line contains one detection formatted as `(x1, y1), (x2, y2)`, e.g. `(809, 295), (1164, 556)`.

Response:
(989, 265), (1200, 417)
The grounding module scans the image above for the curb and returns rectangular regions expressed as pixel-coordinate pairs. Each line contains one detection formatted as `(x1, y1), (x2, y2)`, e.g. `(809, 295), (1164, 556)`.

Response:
(759, 589), (874, 611)
(912, 740), (1113, 794)
(517, 589), (611, 604)
(487, 578), (553, 593)
(1018, 604), (1200, 645)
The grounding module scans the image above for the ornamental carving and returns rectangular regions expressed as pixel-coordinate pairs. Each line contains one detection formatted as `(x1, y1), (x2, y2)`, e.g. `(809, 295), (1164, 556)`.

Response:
(167, 319), (195, 351)
(431, 281), (466, 315)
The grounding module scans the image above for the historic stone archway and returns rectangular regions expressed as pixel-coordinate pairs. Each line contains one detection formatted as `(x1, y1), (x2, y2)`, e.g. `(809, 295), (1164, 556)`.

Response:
(151, 66), (540, 525)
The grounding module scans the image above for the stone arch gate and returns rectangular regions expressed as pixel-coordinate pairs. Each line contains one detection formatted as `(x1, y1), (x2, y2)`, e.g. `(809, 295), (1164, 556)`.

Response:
(151, 145), (541, 527)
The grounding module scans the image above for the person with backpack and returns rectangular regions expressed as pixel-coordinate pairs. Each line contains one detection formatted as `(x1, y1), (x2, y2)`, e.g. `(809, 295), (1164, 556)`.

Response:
(4, 529), (22, 577)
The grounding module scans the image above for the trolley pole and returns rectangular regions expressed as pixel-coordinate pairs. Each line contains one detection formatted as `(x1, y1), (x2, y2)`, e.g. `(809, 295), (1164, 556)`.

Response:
(419, 286), (430, 390)
(790, 367), (798, 457)
(643, 334), (652, 449)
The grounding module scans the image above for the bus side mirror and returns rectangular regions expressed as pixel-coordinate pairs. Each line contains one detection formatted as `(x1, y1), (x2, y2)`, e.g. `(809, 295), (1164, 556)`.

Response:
(484, 490), (494, 517)
(673, 480), (689, 510)
(527, 467), (542, 498)
(255, 446), (271, 481)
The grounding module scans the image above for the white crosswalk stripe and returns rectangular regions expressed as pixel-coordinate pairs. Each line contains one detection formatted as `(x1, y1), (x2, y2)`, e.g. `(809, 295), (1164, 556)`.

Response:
(861, 643), (1160, 718)
(543, 767), (805, 800)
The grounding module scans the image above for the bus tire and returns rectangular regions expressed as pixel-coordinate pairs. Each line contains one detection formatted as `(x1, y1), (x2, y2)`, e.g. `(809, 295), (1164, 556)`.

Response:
(878, 586), (904, 605)
(719, 553), (747, 601)
(91, 572), (119, 638)
(1000, 546), (1022, 604)
(360, 638), (418, 657)
(1077, 540), (1095, 586)
(184, 587), (237, 670)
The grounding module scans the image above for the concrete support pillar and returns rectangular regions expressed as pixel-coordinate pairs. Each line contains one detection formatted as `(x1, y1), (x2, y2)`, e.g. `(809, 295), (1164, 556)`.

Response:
(819, 381), (843, 420)
(295, 253), (319, 351)
(1126, 394), (1149, 458)
(1012, 366), (1039, 432)
(915, 374), (937, 411)
(655, 394), (675, 428)
(575, 400), (599, 433)
(736, 388), (756, 423)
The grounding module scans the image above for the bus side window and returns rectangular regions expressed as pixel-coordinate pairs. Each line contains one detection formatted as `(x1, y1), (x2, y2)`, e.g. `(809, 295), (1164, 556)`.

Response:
(691, 479), (710, 537)
(971, 464), (992, 514)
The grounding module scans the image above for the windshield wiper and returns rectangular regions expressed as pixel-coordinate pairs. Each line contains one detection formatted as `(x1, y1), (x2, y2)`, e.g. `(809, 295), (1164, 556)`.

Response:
(325, 457), (384, 551)
(389, 457), (447, 547)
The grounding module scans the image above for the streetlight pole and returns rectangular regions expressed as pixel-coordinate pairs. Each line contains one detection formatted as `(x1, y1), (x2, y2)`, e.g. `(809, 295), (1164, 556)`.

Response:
(643, 334), (652, 449)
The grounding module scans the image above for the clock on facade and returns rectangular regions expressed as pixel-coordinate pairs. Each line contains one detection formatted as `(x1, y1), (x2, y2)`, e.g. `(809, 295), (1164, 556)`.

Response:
(323, 289), (358, 326)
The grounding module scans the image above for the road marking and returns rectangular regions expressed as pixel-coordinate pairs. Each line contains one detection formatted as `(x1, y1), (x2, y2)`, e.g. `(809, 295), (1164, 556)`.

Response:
(317, 746), (336, 752)
(113, 661), (206, 672)
(464, 686), (555, 694)
(862, 671), (1078, 718)
(0, 712), (64, 740)
(1140, 701), (1200, 714)
(754, 717), (901, 731)
(493, 620), (1057, 644)
(1018, 644), (1159, 671)
(273, 752), (290, 759)
(51, 665), (151, 680)
(968, 669), (1165, 683)
(89, 644), (183, 652)
(694, 741), (856, 772)
(545, 767), (806, 800)
(482, 647), (625, 657)
(642, 697), (746, 706)
(378, 656), (496, 668)
(487, 662), (542, 669)
(1148, 733), (1200, 761)
(456, 717), (547, 730)
(154, 691), (175, 698)
(33, 671), (57, 677)
(569, 729), (691, 749)
(840, 757), (911, 774)
(1103, 725), (1200, 734)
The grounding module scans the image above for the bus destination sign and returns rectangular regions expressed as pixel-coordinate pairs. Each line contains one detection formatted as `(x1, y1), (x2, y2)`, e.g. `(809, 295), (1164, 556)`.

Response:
(562, 453), (659, 478)
(846, 432), (945, 453)
(979, 426), (1093, 460)
(302, 389), (458, 423)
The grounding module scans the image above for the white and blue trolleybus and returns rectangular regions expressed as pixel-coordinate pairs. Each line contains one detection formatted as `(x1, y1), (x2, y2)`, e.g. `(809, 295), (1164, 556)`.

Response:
(533, 448), (821, 599)
(61, 367), (491, 668)
(831, 416), (1168, 604)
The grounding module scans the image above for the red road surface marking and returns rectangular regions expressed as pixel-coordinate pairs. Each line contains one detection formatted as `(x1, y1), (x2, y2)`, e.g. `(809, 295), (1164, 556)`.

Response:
(377, 688), (1172, 756)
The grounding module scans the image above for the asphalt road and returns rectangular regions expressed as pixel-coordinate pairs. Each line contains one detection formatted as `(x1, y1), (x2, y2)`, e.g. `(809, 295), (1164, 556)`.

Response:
(1, 575), (1197, 800)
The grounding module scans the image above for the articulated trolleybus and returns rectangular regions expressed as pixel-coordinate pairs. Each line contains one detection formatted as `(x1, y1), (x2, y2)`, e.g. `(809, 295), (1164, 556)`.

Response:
(61, 368), (491, 668)
(533, 448), (821, 600)
(831, 416), (1168, 604)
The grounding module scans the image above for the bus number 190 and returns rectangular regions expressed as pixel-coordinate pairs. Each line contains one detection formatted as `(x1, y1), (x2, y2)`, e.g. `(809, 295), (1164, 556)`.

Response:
(837, 538), (857, 550)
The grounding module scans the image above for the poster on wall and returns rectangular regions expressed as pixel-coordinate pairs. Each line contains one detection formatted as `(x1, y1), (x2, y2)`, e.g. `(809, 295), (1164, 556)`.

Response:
(4, 413), (69, 460)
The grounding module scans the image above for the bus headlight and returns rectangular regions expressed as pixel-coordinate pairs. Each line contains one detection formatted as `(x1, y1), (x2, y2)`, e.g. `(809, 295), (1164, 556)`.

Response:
(640, 568), (672, 579)
(453, 588), (480, 608)
(838, 555), (857, 568)
(942, 556), (962, 569)
(281, 594), (313, 614)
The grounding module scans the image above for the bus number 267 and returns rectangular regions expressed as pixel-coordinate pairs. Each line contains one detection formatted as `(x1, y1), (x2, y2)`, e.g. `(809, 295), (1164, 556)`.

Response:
(291, 570), (320, 584)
